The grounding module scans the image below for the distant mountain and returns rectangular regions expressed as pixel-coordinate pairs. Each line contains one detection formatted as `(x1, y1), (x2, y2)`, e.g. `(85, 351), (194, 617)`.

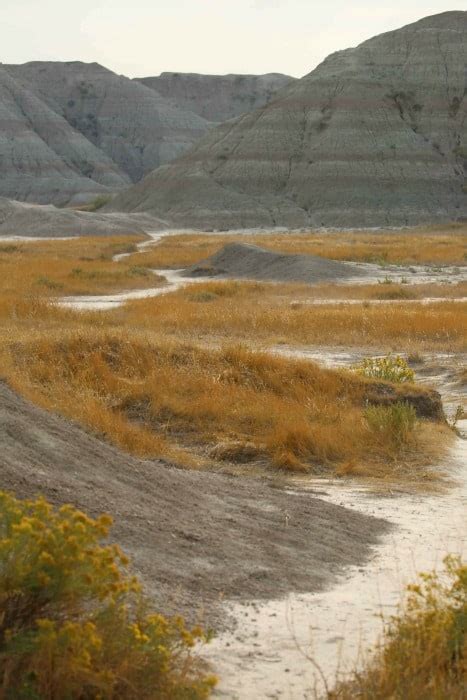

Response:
(4, 61), (212, 202)
(0, 64), (127, 205)
(0, 61), (290, 207)
(111, 12), (467, 229)
(136, 72), (294, 122)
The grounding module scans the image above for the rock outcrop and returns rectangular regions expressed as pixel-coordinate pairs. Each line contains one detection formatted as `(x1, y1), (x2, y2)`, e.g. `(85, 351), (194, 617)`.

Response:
(0, 197), (163, 238)
(0, 62), (291, 207)
(111, 12), (467, 229)
(6, 61), (211, 186)
(0, 65), (126, 205)
(136, 72), (293, 122)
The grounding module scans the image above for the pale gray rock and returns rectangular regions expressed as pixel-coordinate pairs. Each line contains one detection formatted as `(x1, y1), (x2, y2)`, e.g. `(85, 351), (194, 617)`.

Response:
(0, 197), (164, 238)
(136, 72), (294, 122)
(111, 11), (467, 229)
(6, 62), (212, 184)
(0, 65), (126, 205)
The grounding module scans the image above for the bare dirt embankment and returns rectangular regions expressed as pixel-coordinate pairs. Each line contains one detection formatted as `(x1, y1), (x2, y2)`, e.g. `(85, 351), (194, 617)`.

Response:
(0, 381), (389, 627)
(184, 242), (369, 283)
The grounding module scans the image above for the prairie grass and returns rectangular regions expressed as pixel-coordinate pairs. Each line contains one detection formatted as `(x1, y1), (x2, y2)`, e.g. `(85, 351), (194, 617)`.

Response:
(0, 329), (449, 478)
(120, 282), (467, 352)
(0, 235), (164, 298)
(329, 555), (467, 700)
(250, 230), (467, 266)
(127, 229), (467, 269)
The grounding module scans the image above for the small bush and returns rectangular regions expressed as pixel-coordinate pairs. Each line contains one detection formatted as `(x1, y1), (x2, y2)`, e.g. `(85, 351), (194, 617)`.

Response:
(84, 194), (112, 212)
(35, 276), (64, 291)
(372, 286), (416, 300)
(365, 402), (417, 451)
(329, 555), (467, 699)
(129, 265), (151, 277)
(0, 491), (215, 699)
(353, 355), (415, 383)
(189, 292), (219, 303)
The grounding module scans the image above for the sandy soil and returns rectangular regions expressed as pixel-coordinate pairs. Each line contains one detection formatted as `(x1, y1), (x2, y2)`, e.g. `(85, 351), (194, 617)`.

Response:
(0, 381), (389, 629)
(205, 352), (467, 698)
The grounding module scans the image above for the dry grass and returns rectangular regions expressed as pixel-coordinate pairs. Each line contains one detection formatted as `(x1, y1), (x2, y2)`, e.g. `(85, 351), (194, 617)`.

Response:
(0, 235), (164, 298)
(127, 229), (467, 269)
(0, 235), (459, 481)
(251, 230), (467, 266)
(119, 281), (467, 353)
(0, 326), (449, 479)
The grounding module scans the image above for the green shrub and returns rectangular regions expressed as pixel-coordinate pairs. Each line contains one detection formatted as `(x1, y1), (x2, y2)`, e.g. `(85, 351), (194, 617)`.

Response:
(84, 195), (112, 212)
(0, 491), (215, 699)
(353, 355), (415, 383)
(35, 276), (64, 291)
(189, 292), (219, 303)
(365, 402), (417, 451)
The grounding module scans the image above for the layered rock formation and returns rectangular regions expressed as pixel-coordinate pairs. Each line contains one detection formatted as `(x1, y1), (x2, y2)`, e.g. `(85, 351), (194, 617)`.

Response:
(137, 72), (293, 122)
(6, 61), (211, 186)
(0, 197), (163, 238)
(0, 61), (290, 207)
(112, 11), (467, 229)
(0, 65), (126, 205)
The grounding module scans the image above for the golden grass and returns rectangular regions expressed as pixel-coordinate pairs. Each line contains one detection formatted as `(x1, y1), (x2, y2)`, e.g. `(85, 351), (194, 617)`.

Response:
(119, 281), (467, 353)
(126, 229), (467, 269)
(0, 235), (164, 298)
(0, 327), (449, 479)
(251, 230), (467, 266)
(0, 235), (459, 481)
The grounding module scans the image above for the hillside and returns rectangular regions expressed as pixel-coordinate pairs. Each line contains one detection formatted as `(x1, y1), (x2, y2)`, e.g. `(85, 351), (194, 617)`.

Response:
(5, 61), (211, 187)
(137, 71), (294, 122)
(111, 11), (467, 229)
(0, 64), (127, 205)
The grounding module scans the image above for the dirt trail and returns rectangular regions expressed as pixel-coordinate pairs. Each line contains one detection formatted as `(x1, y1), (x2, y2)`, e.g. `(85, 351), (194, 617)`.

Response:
(0, 381), (388, 627)
(206, 352), (467, 698)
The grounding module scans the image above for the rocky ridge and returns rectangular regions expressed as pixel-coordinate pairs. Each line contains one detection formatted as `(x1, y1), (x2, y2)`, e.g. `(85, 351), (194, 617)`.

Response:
(136, 72), (294, 122)
(111, 11), (467, 229)
(0, 61), (290, 207)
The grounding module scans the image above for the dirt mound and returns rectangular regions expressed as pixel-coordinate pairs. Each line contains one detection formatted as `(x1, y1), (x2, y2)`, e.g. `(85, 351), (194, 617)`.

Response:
(184, 242), (367, 283)
(0, 381), (388, 627)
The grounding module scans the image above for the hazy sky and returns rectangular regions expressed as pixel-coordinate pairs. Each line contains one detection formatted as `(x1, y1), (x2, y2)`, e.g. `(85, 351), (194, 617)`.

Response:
(2, 1), (465, 78)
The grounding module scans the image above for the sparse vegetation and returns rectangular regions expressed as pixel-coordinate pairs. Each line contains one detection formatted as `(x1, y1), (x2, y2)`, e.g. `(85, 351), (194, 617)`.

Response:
(121, 282), (466, 352)
(126, 230), (467, 269)
(0, 235), (163, 297)
(0, 490), (215, 699)
(329, 556), (467, 700)
(80, 194), (112, 211)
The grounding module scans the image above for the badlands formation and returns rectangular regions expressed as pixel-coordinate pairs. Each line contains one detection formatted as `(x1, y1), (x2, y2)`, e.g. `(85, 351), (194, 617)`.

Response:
(137, 72), (294, 122)
(112, 11), (467, 229)
(0, 62), (288, 207)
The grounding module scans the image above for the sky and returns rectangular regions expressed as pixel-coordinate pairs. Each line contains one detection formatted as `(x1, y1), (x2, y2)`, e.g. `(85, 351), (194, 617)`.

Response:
(2, 1), (466, 79)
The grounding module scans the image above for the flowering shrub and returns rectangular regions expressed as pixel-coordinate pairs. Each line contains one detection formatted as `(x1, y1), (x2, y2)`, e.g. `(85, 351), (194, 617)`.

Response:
(0, 491), (215, 699)
(329, 555), (467, 699)
(353, 355), (415, 383)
